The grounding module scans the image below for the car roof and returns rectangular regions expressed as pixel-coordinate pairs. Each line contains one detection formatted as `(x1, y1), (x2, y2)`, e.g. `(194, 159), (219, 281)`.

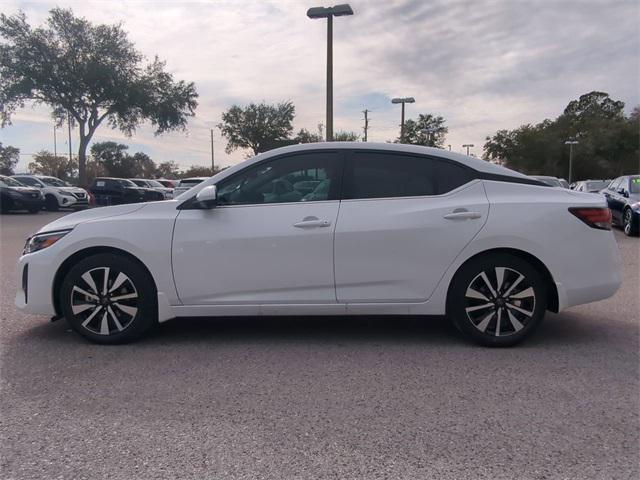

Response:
(180, 177), (209, 181)
(252, 142), (531, 179)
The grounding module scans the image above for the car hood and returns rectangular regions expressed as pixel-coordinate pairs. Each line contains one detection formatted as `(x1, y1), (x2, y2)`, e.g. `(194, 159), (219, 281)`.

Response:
(57, 186), (86, 193)
(6, 186), (41, 195)
(37, 203), (147, 234)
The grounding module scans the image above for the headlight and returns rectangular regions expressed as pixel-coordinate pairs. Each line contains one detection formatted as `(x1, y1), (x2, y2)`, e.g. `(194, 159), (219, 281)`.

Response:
(23, 230), (71, 254)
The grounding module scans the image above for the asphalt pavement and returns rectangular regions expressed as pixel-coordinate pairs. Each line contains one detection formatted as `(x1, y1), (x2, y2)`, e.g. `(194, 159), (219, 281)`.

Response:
(1, 211), (638, 479)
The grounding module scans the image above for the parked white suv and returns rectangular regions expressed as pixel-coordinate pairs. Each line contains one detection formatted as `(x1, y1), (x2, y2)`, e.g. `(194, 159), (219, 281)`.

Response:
(16, 143), (621, 347)
(12, 175), (89, 211)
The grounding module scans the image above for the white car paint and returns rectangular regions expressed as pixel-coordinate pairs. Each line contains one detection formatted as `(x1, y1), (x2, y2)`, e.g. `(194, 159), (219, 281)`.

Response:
(16, 143), (621, 327)
(12, 174), (89, 208)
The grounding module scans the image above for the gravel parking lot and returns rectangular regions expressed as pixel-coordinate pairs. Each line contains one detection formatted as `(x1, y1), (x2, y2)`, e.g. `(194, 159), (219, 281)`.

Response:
(1, 211), (638, 480)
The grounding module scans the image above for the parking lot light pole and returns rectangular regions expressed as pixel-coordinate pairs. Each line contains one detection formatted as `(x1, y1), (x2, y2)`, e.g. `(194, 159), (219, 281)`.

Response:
(565, 140), (579, 184)
(462, 144), (474, 156)
(391, 97), (415, 143)
(307, 4), (354, 142)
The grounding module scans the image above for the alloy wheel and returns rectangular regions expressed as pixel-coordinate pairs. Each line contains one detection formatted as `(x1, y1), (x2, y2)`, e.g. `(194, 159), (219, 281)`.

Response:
(624, 209), (632, 235)
(70, 267), (139, 335)
(464, 267), (536, 337)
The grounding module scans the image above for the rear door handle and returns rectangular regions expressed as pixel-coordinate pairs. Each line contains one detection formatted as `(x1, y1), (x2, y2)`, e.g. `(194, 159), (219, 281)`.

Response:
(293, 216), (331, 228)
(443, 211), (482, 220)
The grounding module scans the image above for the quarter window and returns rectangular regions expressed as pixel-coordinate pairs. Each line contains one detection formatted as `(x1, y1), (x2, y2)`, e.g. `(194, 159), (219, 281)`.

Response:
(216, 152), (341, 206)
(345, 152), (474, 200)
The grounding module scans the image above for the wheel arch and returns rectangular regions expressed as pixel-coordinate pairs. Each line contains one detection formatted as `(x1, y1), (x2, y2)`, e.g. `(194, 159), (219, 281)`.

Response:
(446, 247), (559, 314)
(52, 246), (158, 317)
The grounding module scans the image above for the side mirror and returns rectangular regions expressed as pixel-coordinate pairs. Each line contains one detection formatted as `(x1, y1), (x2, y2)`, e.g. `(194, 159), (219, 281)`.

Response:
(617, 188), (628, 197)
(195, 185), (217, 208)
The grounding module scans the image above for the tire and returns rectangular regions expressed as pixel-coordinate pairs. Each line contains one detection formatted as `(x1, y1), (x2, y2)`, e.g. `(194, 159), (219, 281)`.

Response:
(447, 253), (547, 347)
(59, 253), (157, 344)
(623, 208), (638, 237)
(45, 194), (59, 211)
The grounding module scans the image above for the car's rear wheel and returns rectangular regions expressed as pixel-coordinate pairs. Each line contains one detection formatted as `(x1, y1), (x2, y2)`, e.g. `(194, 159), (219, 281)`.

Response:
(448, 253), (547, 347)
(45, 194), (59, 211)
(623, 208), (637, 236)
(60, 253), (157, 344)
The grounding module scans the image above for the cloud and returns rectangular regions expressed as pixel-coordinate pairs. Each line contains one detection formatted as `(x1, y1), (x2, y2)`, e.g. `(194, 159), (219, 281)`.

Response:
(3, 0), (639, 171)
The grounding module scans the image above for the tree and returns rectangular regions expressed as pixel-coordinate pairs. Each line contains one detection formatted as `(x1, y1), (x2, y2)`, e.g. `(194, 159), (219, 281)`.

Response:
(483, 92), (639, 180)
(90, 141), (157, 178)
(155, 160), (180, 179)
(218, 101), (295, 155)
(0, 8), (198, 185)
(28, 150), (76, 180)
(294, 128), (323, 144)
(0, 142), (19, 175)
(334, 130), (360, 141)
(397, 114), (448, 147)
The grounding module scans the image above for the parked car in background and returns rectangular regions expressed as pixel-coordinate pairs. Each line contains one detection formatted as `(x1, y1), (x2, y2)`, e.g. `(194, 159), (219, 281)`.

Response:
(12, 174), (89, 211)
(0, 175), (44, 213)
(574, 180), (609, 193)
(156, 179), (177, 189)
(16, 143), (621, 347)
(602, 175), (640, 236)
(130, 179), (173, 199)
(558, 178), (570, 189)
(532, 176), (565, 188)
(89, 177), (147, 205)
(174, 177), (208, 196)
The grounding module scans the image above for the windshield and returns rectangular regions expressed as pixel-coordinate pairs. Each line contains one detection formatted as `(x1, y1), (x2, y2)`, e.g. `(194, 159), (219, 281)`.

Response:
(40, 177), (67, 187)
(180, 179), (204, 187)
(131, 180), (147, 187)
(146, 179), (164, 187)
(586, 180), (608, 191)
(630, 177), (640, 194)
(534, 176), (562, 187)
(118, 179), (137, 187)
(0, 176), (25, 187)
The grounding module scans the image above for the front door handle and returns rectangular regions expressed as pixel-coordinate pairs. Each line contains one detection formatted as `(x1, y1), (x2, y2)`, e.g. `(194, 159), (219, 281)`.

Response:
(443, 211), (482, 220)
(293, 216), (331, 228)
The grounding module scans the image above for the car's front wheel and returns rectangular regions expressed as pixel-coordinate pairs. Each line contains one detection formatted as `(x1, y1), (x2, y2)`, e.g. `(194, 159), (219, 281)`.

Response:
(60, 253), (157, 344)
(448, 253), (547, 347)
(623, 208), (638, 236)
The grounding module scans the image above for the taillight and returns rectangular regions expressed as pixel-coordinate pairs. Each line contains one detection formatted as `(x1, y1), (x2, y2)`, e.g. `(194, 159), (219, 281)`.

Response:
(569, 207), (612, 230)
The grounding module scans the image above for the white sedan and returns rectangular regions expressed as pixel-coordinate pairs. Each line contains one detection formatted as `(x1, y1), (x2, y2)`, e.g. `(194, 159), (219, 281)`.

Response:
(16, 143), (621, 347)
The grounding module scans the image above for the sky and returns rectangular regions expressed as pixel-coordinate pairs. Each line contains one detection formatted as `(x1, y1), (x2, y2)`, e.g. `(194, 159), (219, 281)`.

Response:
(1, 0), (639, 173)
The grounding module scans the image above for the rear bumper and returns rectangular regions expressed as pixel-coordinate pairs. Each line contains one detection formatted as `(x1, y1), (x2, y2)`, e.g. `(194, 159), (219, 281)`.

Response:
(554, 231), (622, 311)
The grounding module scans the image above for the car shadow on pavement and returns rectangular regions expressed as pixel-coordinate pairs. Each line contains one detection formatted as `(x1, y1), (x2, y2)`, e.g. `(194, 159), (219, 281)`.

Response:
(13, 310), (615, 349)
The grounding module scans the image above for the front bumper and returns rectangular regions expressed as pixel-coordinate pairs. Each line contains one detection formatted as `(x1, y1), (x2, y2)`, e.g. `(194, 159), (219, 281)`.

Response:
(15, 251), (58, 317)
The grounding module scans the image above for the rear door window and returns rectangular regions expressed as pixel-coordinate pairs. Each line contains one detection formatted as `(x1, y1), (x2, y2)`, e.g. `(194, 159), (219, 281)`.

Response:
(344, 151), (474, 200)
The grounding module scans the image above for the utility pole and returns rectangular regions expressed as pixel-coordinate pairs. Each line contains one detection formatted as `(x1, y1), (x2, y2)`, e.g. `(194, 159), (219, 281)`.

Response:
(565, 140), (578, 184)
(53, 124), (57, 157)
(210, 129), (215, 173)
(67, 112), (73, 162)
(362, 109), (370, 142)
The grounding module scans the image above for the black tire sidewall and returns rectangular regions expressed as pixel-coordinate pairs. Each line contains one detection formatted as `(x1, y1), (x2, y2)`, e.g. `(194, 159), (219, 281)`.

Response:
(45, 195), (59, 211)
(623, 209), (638, 236)
(60, 253), (157, 344)
(448, 253), (547, 347)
